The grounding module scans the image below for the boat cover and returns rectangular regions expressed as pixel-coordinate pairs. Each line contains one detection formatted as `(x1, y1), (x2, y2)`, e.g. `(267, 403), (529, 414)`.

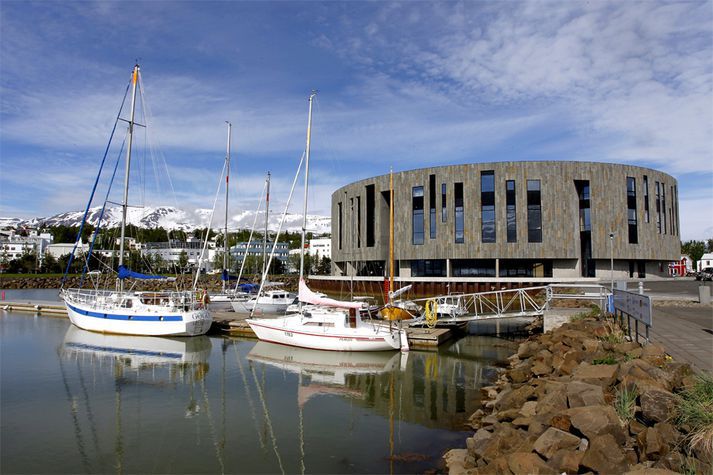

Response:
(238, 283), (260, 293)
(298, 278), (362, 310)
(118, 265), (168, 280)
(221, 270), (240, 281)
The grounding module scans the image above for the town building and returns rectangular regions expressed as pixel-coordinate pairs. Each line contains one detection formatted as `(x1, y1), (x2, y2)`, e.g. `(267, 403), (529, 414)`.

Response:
(0, 229), (53, 267)
(331, 161), (680, 280)
(698, 253), (713, 271)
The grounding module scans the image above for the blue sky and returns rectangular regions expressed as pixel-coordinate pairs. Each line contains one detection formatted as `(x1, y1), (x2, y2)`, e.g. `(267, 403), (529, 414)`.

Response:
(1, 1), (711, 240)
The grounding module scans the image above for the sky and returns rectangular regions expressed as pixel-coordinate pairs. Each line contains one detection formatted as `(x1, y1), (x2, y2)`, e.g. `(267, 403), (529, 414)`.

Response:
(1, 1), (711, 240)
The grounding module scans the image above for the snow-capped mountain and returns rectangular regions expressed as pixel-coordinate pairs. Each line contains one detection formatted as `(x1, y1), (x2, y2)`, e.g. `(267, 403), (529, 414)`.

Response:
(0, 206), (331, 235)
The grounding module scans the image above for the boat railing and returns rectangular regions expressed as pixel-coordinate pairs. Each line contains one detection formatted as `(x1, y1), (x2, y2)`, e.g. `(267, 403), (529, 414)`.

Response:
(62, 288), (201, 310)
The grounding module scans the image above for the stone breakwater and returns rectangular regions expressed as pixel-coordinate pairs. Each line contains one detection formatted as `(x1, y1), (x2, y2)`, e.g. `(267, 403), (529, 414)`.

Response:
(444, 317), (711, 474)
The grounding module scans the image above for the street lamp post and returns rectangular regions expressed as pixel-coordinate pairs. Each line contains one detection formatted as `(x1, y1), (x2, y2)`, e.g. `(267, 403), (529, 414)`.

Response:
(609, 232), (615, 291)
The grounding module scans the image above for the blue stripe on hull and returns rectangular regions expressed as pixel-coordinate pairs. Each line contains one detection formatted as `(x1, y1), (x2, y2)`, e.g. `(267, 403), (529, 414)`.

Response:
(67, 303), (183, 322)
(65, 342), (183, 359)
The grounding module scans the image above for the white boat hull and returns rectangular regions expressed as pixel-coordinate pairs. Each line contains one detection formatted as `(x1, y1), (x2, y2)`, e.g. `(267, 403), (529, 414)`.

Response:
(246, 315), (405, 352)
(231, 301), (289, 315)
(64, 301), (212, 337)
(207, 295), (235, 312)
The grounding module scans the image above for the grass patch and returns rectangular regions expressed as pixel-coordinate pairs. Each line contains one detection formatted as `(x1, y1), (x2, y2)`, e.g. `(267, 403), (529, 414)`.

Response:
(676, 373), (713, 460)
(593, 354), (618, 365)
(570, 307), (601, 322)
(615, 384), (638, 423)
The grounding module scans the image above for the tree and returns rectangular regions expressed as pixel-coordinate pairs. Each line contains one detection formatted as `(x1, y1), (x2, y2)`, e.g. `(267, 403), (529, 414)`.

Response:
(178, 250), (189, 271)
(707, 238), (713, 253)
(681, 240), (706, 266)
(316, 256), (331, 275)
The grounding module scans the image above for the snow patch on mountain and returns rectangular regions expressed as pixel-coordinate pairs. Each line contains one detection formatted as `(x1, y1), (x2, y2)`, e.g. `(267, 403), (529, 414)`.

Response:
(1, 206), (331, 235)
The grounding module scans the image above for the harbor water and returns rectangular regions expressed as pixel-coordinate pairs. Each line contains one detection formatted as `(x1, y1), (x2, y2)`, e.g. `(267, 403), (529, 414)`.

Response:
(1, 289), (517, 474)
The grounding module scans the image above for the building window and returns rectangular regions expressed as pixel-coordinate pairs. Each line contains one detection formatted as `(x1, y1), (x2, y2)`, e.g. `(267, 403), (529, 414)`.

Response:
(338, 202), (343, 249)
(655, 181), (661, 233)
(356, 196), (361, 248)
(452, 259), (495, 277)
(410, 259), (446, 277)
(506, 180), (516, 242)
(673, 185), (679, 236)
(366, 185), (375, 247)
(441, 183), (447, 223)
(429, 174), (436, 239)
(454, 182), (464, 243)
(670, 185), (675, 235)
(643, 175), (650, 223)
(527, 180), (542, 243)
(481, 171), (495, 243)
(661, 183), (667, 235)
(575, 180), (594, 277)
(627, 177), (638, 244)
(412, 186), (424, 245)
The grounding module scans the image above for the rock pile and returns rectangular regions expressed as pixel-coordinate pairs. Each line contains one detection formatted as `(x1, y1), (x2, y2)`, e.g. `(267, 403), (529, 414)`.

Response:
(444, 317), (711, 474)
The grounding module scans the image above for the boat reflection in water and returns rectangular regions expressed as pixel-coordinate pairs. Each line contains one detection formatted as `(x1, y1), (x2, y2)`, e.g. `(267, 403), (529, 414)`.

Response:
(248, 342), (403, 407)
(58, 327), (214, 473)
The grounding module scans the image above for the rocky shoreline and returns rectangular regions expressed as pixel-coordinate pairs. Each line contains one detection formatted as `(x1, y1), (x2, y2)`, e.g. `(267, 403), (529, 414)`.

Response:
(444, 316), (712, 474)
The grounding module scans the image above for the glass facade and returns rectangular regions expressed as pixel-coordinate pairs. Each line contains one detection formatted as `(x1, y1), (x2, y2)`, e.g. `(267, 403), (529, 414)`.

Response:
(366, 184), (375, 247)
(655, 181), (661, 233)
(429, 175), (436, 239)
(481, 171), (495, 243)
(454, 182), (464, 243)
(441, 183), (447, 222)
(527, 180), (542, 243)
(627, 177), (638, 244)
(643, 175), (649, 223)
(575, 180), (594, 277)
(452, 259), (495, 277)
(661, 184), (667, 235)
(338, 202), (343, 250)
(412, 186), (424, 245)
(506, 180), (517, 243)
(410, 259), (447, 277)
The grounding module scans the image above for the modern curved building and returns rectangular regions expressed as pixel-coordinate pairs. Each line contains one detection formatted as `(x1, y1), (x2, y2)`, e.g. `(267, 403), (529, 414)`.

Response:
(331, 161), (680, 280)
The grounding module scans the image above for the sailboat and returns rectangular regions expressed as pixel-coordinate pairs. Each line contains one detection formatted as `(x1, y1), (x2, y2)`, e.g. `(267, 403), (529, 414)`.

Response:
(246, 92), (408, 352)
(381, 169), (421, 322)
(60, 64), (212, 336)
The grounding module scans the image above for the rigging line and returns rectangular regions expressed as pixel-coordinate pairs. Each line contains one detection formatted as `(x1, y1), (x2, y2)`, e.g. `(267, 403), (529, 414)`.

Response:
(200, 378), (226, 475)
(193, 160), (228, 290)
(58, 353), (92, 474)
(250, 363), (286, 475)
(298, 372), (306, 475)
(232, 344), (266, 450)
(80, 136), (126, 288)
(251, 150), (306, 317)
(75, 358), (102, 459)
(62, 80), (131, 288)
(234, 180), (267, 291)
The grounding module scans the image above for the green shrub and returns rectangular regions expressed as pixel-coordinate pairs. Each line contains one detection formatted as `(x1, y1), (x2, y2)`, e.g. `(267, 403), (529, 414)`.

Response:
(676, 373), (713, 460)
(615, 384), (638, 423)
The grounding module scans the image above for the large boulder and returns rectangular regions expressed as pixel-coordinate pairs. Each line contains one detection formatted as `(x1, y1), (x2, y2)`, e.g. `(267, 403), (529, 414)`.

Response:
(566, 405), (627, 444)
(566, 380), (606, 407)
(506, 452), (556, 475)
(581, 434), (629, 474)
(517, 340), (541, 359)
(640, 388), (677, 424)
(477, 426), (531, 463)
(548, 449), (584, 473)
(533, 427), (581, 460)
(443, 449), (472, 475)
(636, 426), (667, 461)
(494, 384), (536, 411)
(572, 362), (618, 387)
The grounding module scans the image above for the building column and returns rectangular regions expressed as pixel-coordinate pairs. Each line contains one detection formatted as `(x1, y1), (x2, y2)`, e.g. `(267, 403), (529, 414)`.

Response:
(446, 258), (451, 277)
(495, 258), (500, 278)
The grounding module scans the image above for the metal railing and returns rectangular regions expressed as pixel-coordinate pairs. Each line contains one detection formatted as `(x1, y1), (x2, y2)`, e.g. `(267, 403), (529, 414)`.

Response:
(408, 283), (610, 323)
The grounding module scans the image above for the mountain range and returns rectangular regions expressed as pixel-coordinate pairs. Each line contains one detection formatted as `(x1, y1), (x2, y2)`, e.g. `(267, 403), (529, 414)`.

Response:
(0, 206), (331, 235)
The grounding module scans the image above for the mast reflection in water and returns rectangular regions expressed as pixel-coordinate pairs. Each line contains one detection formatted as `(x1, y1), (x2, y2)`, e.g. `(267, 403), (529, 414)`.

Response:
(0, 312), (516, 474)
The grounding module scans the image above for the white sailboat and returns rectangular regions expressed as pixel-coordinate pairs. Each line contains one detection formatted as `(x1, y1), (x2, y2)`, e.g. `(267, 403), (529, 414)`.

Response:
(246, 92), (408, 352)
(60, 64), (212, 336)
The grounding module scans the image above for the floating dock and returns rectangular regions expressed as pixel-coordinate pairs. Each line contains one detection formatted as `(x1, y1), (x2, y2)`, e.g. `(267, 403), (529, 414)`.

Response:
(1, 301), (68, 316)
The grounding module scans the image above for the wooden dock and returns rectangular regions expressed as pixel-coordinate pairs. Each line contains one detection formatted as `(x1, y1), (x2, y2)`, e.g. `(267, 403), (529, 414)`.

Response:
(1, 301), (68, 316)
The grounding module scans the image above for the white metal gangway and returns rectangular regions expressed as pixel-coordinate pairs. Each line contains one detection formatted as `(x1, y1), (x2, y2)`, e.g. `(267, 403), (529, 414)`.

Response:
(407, 283), (610, 328)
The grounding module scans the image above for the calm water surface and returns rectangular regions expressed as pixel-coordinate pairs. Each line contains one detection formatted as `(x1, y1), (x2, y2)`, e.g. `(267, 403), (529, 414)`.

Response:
(1, 300), (516, 474)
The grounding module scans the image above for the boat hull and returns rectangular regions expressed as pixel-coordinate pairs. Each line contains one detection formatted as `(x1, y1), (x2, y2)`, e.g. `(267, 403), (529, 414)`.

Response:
(65, 301), (212, 336)
(231, 301), (289, 315)
(246, 317), (403, 351)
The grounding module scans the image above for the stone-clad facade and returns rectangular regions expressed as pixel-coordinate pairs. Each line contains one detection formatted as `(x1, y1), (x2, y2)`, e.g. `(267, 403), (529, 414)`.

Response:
(331, 161), (680, 279)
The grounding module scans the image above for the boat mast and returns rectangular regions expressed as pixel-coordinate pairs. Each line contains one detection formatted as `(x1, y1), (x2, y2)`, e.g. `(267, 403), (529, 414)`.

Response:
(262, 172), (270, 275)
(389, 168), (394, 304)
(223, 121), (232, 293)
(299, 92), (317, 284)
(118, 64), (140, 292)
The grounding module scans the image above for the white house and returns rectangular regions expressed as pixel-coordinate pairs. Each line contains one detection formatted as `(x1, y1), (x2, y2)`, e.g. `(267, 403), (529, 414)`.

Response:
(0, 229), (54, 266)
(698, 253), (713, 271)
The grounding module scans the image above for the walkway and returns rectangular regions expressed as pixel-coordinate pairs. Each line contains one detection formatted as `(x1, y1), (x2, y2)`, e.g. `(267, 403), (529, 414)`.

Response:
(649, 304), (713, 374)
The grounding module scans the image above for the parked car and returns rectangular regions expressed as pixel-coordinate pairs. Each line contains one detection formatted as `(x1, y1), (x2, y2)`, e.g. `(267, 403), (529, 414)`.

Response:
(696, 267), (713, 281)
